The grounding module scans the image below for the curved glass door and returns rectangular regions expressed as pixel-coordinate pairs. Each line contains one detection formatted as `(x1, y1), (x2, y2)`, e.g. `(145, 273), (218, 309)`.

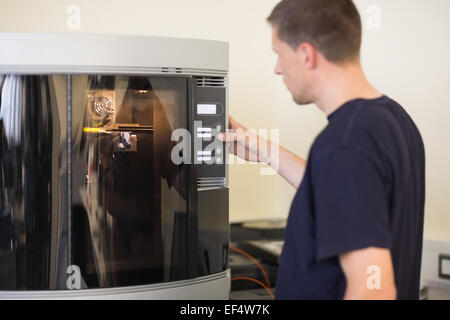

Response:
(0, 74), (193, 290)
(71, 76), (191, 288)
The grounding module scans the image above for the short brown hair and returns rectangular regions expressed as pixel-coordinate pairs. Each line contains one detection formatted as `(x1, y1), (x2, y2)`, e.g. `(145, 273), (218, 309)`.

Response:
(267, 0), (362, 63)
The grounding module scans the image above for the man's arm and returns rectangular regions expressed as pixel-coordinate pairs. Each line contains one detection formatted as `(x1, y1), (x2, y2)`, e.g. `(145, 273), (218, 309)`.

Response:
(268, 142), (307, 189)
(218, 116), (307, 188)
(339, 247), (397, 300)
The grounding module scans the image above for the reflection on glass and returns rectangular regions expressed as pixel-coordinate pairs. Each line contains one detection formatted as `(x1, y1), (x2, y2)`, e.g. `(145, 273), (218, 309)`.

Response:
(0, 75), (23, 145)
(0, 75), (67, 290)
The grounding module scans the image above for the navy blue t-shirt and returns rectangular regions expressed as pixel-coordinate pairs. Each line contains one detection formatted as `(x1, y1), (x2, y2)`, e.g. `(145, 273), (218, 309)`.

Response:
(275, 95), (425, 300)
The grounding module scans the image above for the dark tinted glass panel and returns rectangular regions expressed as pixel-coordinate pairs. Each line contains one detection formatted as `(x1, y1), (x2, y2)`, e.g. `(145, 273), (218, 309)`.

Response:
(197, 188), (229, 276)
(71, 76), (190, 288)
(0, 75), (68, 290)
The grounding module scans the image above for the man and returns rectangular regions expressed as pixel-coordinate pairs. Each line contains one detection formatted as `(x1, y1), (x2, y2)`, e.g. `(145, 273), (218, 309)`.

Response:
(219, 0), (425, 299)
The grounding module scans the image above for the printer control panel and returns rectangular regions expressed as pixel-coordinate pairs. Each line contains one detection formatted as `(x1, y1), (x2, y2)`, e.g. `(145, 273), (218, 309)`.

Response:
(193, 82), (227, 181)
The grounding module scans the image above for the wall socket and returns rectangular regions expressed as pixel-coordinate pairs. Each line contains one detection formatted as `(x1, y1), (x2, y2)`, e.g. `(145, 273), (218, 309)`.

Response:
(439, 254), (450, 280)
(421, 239), (450, 291)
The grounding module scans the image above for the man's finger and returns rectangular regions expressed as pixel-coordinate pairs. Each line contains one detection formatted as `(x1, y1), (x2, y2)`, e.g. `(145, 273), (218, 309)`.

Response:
(217, 132), (238, 142)
(229, 116), (247, 131)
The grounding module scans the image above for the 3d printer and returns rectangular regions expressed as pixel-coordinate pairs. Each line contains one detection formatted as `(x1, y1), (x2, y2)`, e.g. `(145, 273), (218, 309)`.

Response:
(0, 33), (229, 299)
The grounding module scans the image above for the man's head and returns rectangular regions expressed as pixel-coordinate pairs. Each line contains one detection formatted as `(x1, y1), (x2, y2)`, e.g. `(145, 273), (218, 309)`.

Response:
(267, 0), (362, 105)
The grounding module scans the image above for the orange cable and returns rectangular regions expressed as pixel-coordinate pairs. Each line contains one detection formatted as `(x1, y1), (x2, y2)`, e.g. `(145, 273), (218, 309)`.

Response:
(230, 246), (272, 288)
(231, 277), (275, 300)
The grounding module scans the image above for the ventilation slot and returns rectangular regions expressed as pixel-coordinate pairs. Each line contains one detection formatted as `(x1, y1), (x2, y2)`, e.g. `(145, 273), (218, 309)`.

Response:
(160, 67), (184, 73)
(196, 76), (226, 88)
(197, 177), (227, 190)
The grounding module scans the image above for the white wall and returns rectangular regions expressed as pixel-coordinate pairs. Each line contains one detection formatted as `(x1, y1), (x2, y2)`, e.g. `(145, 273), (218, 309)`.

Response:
(354, 0), (450, 242)
(1, 0), (449, 241)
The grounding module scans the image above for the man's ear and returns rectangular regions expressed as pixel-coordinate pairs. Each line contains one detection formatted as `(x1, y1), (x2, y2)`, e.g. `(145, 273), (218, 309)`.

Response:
(297, 42), (317, 70)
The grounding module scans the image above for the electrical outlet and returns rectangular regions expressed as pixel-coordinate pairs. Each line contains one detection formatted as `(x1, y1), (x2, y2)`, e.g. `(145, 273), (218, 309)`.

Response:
(438, 254), (450, 280)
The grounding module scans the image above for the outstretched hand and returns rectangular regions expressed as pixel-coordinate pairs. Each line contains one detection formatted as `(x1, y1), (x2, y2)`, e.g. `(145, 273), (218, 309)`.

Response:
(217, 116), (271, 164)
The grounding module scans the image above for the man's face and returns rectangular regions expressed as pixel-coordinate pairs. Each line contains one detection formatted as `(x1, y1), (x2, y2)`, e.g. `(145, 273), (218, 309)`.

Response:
(272, 27), (314, 105)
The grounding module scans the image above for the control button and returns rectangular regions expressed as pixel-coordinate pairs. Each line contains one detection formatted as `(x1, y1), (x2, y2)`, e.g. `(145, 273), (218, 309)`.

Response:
(197, 127), (212, 132)
(215, 148), (221, 155)
(215, 157), (222, 164)
(197, 127), (212, 139)
(197, 156), (212, 162)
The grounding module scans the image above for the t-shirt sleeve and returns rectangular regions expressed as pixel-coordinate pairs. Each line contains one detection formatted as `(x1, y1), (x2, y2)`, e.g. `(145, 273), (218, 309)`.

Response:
(312, 145), (391, 261)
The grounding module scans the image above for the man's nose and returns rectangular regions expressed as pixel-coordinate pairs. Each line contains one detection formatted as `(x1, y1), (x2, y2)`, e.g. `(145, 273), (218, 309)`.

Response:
(274, 59), (282, 75)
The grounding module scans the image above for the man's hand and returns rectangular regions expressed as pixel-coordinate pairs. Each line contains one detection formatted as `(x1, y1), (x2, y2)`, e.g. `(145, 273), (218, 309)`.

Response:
(217, 116), (272, 164)
(339, 247), (397, 300)
(218, 115), (307, 188)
